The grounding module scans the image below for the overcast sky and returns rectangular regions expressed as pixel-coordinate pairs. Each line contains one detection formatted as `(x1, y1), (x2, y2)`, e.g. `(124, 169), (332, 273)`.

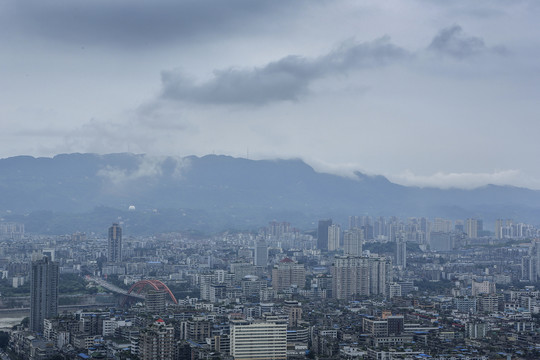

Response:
(1, 0), (539, 189)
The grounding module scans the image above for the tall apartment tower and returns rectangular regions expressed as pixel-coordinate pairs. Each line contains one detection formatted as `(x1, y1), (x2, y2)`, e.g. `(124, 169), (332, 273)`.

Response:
(522, 256), (537, 282)
(30, 256), (59, 333)
(317, 219), (332, 251)
(139, 319), (175, 360)
(344, 228), (363, 256)
(466, 218), (478, 239)
(494, 219), (504, 239)
(272, 258), (306, 291)
(108, 223), (122, 263)
(146, 290), (167, 314)
(395, 233), (407, 268)
(332, 255), (391, 299)
(327, 224), (341, 251)
(254, 240), (268, 267)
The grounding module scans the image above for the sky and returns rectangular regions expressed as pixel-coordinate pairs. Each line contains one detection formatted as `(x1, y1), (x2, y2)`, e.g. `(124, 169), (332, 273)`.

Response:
(1, 0), (539, 190)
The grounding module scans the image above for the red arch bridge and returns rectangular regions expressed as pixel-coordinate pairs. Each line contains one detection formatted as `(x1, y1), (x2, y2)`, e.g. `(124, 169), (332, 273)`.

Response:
(86, 276), (178, 305)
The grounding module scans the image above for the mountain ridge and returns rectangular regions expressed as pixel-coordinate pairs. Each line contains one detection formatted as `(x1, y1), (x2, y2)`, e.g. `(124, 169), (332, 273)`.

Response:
(1, 153), (539, 234)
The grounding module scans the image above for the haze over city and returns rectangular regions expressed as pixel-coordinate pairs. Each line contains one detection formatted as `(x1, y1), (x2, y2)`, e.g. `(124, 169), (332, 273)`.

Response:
(1, 0), (540, 189)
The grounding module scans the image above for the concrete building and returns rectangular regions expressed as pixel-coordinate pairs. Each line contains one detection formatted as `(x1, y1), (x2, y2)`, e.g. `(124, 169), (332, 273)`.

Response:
(283, 300), (302, 327)
(317, 219), (332, 251)
(454, 296), (477, 314)
(332, 256), (391, 299)
(139, 319), (175, 360)
(395, 232), (407, 268)
(30, 256), (59, 333)
(108, 223), (122, 263)
(230, 320), (287, 360)
(466, 218), (478, 239)
(471, 280), (496, 296)
(272, 258), (305, 291)
(254, 240), (268, 267)
(343, 228), (363, 256)
(146, 290), (166, 313)
(466, 322), (487, 339)
(522, 255), (537, 282)
(327, 224), (341, 252)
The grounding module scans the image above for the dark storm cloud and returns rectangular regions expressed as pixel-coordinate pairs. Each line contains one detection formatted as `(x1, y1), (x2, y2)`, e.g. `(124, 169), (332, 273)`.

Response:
(2, 0), (305, 47)
(160, 37), (409, 105)
(428, 25), (505, 58)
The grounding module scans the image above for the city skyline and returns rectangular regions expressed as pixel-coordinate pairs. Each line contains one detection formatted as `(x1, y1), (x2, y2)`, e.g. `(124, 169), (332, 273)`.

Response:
(3, 213), (540, 358)
(1, 1), (539, 189)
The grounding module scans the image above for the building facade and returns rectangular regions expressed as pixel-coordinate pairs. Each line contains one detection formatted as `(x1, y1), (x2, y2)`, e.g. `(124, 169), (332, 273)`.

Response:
(332, 256), (391, 300)
(30, 256), (59, 333)
(139, 319), (175, 360)
(272, 258), (305, 291)
(343, 228), (363, 256)
(230, 320), (287, 360)
(107, 222), (122, 263)
(317, 219), (332, 251)
(254, 240), (268, 267)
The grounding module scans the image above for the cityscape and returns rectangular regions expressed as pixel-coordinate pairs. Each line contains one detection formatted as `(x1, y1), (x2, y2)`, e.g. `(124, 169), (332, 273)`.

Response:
(1, 214), (540, 359)
(2, 0), (540, 359)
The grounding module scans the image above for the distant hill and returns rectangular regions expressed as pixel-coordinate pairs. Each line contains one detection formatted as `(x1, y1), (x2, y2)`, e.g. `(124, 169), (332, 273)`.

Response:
(1, 153), (539, 234)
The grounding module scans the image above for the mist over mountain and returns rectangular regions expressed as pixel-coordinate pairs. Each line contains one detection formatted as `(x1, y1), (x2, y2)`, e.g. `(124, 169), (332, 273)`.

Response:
(1, 153), (539, 235)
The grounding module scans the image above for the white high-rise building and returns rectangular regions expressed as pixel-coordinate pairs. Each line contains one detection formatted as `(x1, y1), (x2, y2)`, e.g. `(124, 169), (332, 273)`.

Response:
(466, 218), (478, 239)
(254, 241), (268, 267)
(332, 255), (391, 300)
(328, 224), (341, 251)
(395, 232), (407, 268)
(230, 320), (287, 360)
(494, 219), (504, 240)
(344, 228), (363, 256)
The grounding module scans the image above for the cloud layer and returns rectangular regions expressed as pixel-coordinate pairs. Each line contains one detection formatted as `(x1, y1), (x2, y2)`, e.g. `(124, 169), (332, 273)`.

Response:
(98, 156), (189, 184)
(160, 37), (409, 105)
(428, 25), (505, 58)
(390, 170), (525, 189)
(2, 0), (305, 47)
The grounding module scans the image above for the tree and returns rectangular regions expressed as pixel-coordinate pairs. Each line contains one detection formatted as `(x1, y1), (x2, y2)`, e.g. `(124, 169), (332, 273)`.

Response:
(21, 317), (29, 328)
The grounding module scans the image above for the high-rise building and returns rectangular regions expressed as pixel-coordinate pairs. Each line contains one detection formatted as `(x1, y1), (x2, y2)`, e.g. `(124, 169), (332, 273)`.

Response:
(374, 216), (386, 239)
(30, 256), (59, 333)
(343, 228), (363, 256)
(465, 218), (478, 239)
(348, 216), (360, 230)
(146, 290), (167, 314)
(327, 224), (341, 251)
(108, 223), (122, 263)
(522, 256), (536, 282)
(395, 232), (407, 268)
(139, 319), (175, 360)
(317, 219), (332, 251)
(230, 320), (287, 360)
(495, 219), (514, 240)
(332, 255), (391, 299)
(432, 218), (452, 233)
(283, 300), (302, 327)
(254, 240), (268, 267)
(272, 258), (306, 291)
